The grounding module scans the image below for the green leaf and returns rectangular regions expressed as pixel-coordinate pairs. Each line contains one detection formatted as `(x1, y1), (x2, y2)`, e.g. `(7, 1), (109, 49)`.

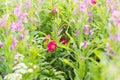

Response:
(63, 59), (75, 69)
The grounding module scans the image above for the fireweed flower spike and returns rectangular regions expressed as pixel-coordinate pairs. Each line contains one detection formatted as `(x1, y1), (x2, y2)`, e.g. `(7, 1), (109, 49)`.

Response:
(10, 22), (16, 32)
(78, 2), (87, 13)
(10, 20), (23, 32)
(10, 37), (17, 50)
(83, 41), (88, 48)
(19, 34), (24, 40)
(0, 14), (9, 27)
(0, 19), (6, 27)
(109, 34), (114, 40)
(88, 11), (93, 20)
(75, 30), (79, 36)
(24, 0), (31, 9)
(12, 37), (17, 47)
(16, 20), (23, 31)
(115, 33), (120, 41)
(14, 4), (21, 17)
(80, 41), (88, 48)
(47, 41), (57, 52)
(19, 12), (28, 20)
(84, 25), (89, 35)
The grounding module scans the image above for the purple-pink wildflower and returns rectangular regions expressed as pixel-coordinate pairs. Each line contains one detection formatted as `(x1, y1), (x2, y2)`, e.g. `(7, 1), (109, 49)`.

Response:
(84, 25), (89, 35)
(10, 22), (16, 32)
(16, 20), (23, 31)
(73, 8), (77, 14)
(115, 33), (120, 41)
(109, 34), (115, 40)
(57, 29), (63, 35)
(0, 14), (9, 27)
(78, 2), (87, 13)
(88, 11), (93, 20)
(10, 37), (17, 50)
(75, 30), (79, 36)
(83, 41), (88, 48)
(19, 12), (28, 19)
(14, 4), (21, 17)
(24, 0), (31, 9)
(0, 42), (4, 47)
(0, 19), (6, 27)
(19, 34), (24, 40)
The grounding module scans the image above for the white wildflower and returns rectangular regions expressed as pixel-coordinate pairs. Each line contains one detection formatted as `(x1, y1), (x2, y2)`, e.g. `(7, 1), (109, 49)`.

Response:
(15, 52), (24, 61)
(15, 69), (28, 74)
(13, 63), (28, 70)
(28, 68), (33, 73)
(4, 73), (22, 80)
(33, 65), (37, 69)
(29, 63), (33, 66)
(13, 63), (28, 74)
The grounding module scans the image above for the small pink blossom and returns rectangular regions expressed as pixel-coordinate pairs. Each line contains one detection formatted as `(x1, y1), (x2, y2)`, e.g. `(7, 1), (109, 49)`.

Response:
(13, 37), (17, 47)
(0, 57), (4, 61)
(14, 4), (21, 17)
(19, 34), (24, 40)
(0, 14), (9, 27)
(111, 10), (119, 18)
(84, 0), (92, 7)
(24, 0), (31, 9)
(10, 37), (17, 50)
(44, 34), (51, 41)
(83, 41), (88, 48)
(109, 34), (114, 40)
(23, 18), (28, 23)
(16, 20), (23, 31)
(88, 11), (93, 20)
(10, 45), (14, 50)
(73, 8), (77, 14)
(28, 44), (30, 48)
(115, 33), (120, 41)
(0, 20), (6, 27)
(29, 17), (37, 21)
(14, 58), (18, 65)
(10, 22), (16, 32)
(2, 14), (9, 20)
(19, 12), (28, 19)
(23, 30), (29, 35)
(0, 42), (4, 47)
(52, 7), (57, 14)
(78, 2), (87, 13)
(75, 30), (79, 36)
(106, 0), (113, 6)
(84, 25), (89, 35)
(57, 29), (63, 35)
(114, 19), (120, 26)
